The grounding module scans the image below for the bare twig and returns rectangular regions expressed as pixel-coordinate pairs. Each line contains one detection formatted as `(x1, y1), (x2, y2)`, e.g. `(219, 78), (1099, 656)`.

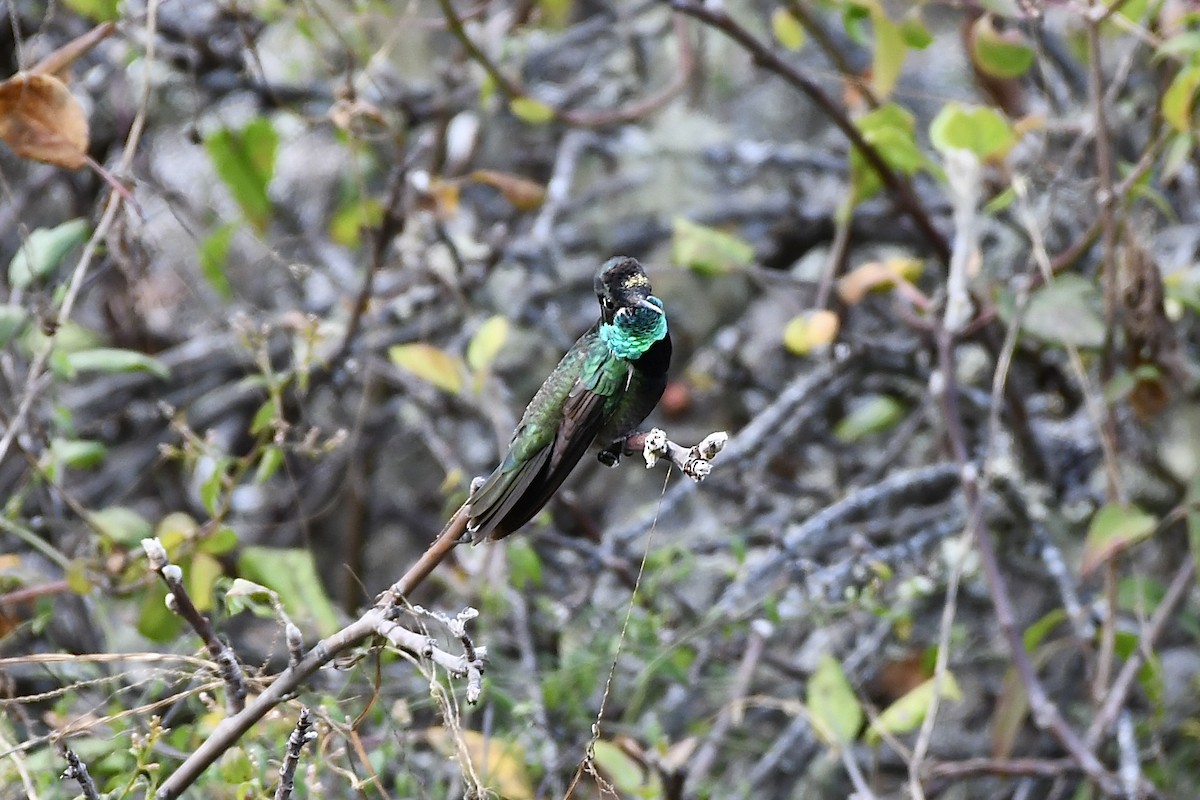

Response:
(687, 620), (769, 789)
(927, 757), (1080, 780)
(716, 463), (959, 615)
(1085, 4), (1126, 713)
(272, 708), (316, 800)
(329, 162), (409, 368)
(931, 323), (1124, 796)
(667, 0), (951, 265)
(142, 539), (248, 715)
(1085, 556), (1196, 749)
(0, 0), (159, 468)
(153, 510), (471, 799)
(610, 353), (860, 548)
(60, 748), (100, 800)
(910, 149), (980, 799)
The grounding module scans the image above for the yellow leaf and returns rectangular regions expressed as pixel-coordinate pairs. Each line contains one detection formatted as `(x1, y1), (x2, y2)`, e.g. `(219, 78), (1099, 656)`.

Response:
(783, 310), (839, 355)
(466, 315), (510, 372)
(866, 672), (961, 744)
(424, 729), (533, 799)
(469, 169), (546, 211)
(427, 177), (461, 219)
(870, 8), (906, 99)
(592, 739), (661, 797)
(1080, 504), (1158, 576)
(837, 258), (922, 304)
(509, 96), (556, 125)
(388, 343), (464, 394)
(771, 8), (806, 51)
(1163, 66), (1200, 134)
(671, 216), (755, 274)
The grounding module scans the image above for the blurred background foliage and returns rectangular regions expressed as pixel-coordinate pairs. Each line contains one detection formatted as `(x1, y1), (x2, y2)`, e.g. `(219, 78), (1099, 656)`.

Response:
(5, 0), (1200, 798)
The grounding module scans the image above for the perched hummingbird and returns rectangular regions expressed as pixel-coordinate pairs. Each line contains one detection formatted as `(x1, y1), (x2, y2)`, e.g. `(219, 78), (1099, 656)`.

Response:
(466, 257), (672, 541)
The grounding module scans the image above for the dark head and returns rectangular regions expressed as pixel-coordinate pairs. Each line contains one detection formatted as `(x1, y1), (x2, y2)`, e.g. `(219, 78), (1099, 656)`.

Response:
(594, 257), (661, 323)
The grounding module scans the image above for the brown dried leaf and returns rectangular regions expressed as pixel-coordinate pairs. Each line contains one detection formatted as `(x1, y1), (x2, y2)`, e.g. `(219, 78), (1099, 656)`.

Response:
(837, 258), (923, 304)
(469, 169), (546, 211)
(1122, 240), (1184, 419)
(0, 73), (89, 168)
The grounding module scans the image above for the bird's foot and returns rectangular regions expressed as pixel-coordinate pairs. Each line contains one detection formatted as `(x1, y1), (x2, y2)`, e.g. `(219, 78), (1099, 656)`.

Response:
(597, 443), (621, 467)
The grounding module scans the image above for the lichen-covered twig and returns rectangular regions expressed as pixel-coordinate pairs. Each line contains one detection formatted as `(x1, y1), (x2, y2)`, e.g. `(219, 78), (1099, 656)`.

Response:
(621, 428), (728, 481)
(406, 605), (487, 704)
(273, 708), (316, 800)
(61, 748), (100, 800)
(142, 538), (247, 715)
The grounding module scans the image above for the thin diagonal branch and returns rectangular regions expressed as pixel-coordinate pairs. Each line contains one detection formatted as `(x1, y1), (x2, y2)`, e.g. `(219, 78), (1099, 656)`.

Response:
(667, 0), (950, 266)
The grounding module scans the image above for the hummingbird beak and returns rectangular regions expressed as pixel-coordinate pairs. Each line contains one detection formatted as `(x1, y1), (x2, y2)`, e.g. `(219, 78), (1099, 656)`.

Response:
(636, 297), (663, 314)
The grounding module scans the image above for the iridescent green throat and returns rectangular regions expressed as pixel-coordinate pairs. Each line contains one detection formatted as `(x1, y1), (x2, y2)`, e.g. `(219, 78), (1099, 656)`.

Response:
(599, 296), (668, 359)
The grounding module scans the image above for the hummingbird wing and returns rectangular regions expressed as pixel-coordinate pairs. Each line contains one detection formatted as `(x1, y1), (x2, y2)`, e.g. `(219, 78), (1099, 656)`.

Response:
(467, 338), (628, 541)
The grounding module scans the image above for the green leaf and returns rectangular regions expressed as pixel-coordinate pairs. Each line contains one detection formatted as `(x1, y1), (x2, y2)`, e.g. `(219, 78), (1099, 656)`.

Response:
(90, 506), (153, 547)
(1114, 629), (1164, 715)
(671, 216), (755, 275)
(538, 0), (571, 28)
(983, 185), (1017, 215)
(66, 558), (92, 594)
(218, 747), (255, 784)
(65, 348), (170, 379)
(389, 343), (465, 394)
(187, 552), (224, 613)
(507, 540), (543, 590)
(200, 525), (239, 555)
(841, 4), (870, 45)
(0, 304), (30, 348)
(250, 400), (277, 435)
(238, 546), (340, 635)
(869, 7), (906, 98)
(771, 8), (806, 51)
(970, 16), (1034, 79)
(199, 465), (224, 518)
(1154, 31), (1200, 64)
(51, 438), (107, 470)
(866, 672), (961, 743)
(1020, 274), (1105, 349)
(199, 223), (237, 299)
(899, 10), (933, 49)
(509, 96), (556, 125)
(833, 395), (904, 442)
(205, 118), (279, 232)
(255, 445), (284, 484)
(138, 581), (183, 642)
(1164, 131), (1195, 184)
(8, 218), (89, 289)
(1163, 65), (1200, 134)
(62, 0), (119, 20)
(929, 102), (1016, 160)
(330, 198), (383, 247)
(807, 654), (863, 745)
(1081, 504), (1158, 575)
(156, 511), (197, 553)
(591, 739), (660, 797)
(850, 103), (923, 203)
(466, 315), (510, 372)
(1022, 608), (1068, 652)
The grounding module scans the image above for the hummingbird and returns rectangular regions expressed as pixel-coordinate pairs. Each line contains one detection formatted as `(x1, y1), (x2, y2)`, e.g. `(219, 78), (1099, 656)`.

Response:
(465, 256), (672, 541)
